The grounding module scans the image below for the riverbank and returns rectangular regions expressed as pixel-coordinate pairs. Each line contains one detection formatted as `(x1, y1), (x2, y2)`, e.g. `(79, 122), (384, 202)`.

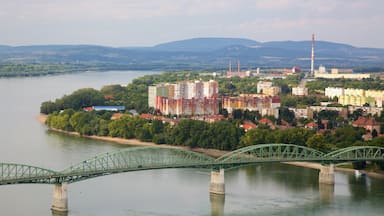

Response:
(38, 114), (227, 158)
(37, 114), (384, 178)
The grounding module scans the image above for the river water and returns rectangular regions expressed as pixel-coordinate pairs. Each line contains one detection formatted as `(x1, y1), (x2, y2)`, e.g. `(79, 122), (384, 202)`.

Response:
(0, 71), (384, 216)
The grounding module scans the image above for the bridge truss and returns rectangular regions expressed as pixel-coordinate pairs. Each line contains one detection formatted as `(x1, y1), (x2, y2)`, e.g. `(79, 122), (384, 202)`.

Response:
(1, 144), (384, 185)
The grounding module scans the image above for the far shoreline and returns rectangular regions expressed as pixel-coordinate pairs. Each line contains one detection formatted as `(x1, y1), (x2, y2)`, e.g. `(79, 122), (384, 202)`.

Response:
(37, 114), (384, 179)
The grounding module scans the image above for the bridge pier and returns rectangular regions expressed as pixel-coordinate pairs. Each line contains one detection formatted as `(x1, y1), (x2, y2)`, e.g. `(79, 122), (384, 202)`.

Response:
(319, 164), (334, 185)
(209, 169), (225, 195)
(51, 183), (68, 213)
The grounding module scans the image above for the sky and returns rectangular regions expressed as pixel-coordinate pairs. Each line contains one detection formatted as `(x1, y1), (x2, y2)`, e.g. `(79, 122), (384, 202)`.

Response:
(1, 0), (383, 48)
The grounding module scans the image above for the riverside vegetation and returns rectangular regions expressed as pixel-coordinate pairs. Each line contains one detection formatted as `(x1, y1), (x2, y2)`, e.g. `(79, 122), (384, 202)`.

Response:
(41, 72), (384, 170)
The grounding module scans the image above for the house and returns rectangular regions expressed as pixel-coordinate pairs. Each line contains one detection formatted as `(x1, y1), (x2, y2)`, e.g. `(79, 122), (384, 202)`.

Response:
(93, 106), (125, 111)
(257, 118), (275, 129)
(241, 121), (257, 132)
(83, 106), (125, 112)
(352, 116), (380, 133)
(278, 119), (291, 129)
(111, 113), (126, 120)
(258, 118), (273, 125)
(305, 122), (318, 130)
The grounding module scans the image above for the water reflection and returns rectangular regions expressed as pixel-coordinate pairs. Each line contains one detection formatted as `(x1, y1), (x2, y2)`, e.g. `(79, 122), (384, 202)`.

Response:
(319, 183), (334, 203)
(348, 175), (371, 201)
(51, 210), (68, 216)
(239, 164), (319, 192)
(210, 193), (225, 216)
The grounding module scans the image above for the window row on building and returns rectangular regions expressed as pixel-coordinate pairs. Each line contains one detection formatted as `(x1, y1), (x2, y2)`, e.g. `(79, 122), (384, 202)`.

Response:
(148, 80), (219, 108)
(325, 87), (384, 107)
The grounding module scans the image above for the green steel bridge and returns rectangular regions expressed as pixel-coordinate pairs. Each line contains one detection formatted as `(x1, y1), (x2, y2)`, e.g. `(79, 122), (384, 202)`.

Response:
(1, 144), (384, 186)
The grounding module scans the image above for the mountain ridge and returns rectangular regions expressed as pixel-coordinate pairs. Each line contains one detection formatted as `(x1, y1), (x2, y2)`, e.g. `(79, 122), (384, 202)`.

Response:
(1, 37), (384, 70)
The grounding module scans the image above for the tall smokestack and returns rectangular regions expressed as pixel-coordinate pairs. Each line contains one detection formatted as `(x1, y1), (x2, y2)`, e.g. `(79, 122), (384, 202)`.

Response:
(237, 60), (240, 73)
(311, 34), (315, 76)
(229, 61), (232, 73)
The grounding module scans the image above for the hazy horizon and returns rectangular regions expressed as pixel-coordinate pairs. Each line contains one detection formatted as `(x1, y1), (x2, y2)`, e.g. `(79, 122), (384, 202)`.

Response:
(1, 0), (383, 48)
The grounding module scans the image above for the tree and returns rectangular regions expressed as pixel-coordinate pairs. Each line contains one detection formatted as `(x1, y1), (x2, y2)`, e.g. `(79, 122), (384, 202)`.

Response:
(331, 126), (366, 148)
(232, 109), (243, 119)
(370, 136), (384, 147)
(279, 107), (295, 124)
(62, 88), (105, 110)
(350, 108), (364, 121)
(151, 120), (165, 135)
(306, 134), (331, 152)
(372, 129), (378, 138)
(40, 101), (58, 114)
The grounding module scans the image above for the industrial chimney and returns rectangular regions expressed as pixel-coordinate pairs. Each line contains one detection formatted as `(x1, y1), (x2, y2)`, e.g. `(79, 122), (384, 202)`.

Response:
(311, 34), (315, 76)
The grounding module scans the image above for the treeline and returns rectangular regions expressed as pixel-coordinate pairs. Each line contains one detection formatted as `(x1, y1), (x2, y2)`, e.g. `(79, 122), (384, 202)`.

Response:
(306, 77), (384, 91)
(47, 109), (384, 153)
(0, 63), (92, 77)
(46, 110), (244, 151)
(240, 125), (384, 152)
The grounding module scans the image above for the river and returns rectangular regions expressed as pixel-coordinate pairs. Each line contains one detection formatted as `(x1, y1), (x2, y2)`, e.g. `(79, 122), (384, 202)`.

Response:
(0, 71), (383, 216)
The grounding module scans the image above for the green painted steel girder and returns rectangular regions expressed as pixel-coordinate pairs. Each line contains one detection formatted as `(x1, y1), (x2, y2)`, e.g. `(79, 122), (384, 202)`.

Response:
(216, 144), (325, 163)
(324, 146), (384, 161)
(1, 144), (384, 185)
(61, 146), (216, 183)
(0, 163), (58, 185)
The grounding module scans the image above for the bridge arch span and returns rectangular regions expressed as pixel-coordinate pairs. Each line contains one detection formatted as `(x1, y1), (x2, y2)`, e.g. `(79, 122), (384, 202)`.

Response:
(216, 143), (326, 165)
(61, 146), (216, 183)
(0, 163), (58, 185)
(325, 146), (384, 162)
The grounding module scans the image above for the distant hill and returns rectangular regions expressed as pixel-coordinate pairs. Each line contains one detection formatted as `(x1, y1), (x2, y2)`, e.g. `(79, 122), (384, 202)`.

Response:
(1, 37), (384, 72)
(152, 37), (260, 52)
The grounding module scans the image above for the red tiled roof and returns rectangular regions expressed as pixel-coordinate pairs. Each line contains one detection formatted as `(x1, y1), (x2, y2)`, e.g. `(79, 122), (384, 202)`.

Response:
(104, 95), (115, 99)
(111, 113), (125, 120)
(83, 106), (94, 111)
(353, 116), (379, 126)
(305, 122), (318, 128)
(280, 119), (289, 126)
(259, 118), (273, 124)
(242, 121), (257, 131)
(140, 113), (153, 119)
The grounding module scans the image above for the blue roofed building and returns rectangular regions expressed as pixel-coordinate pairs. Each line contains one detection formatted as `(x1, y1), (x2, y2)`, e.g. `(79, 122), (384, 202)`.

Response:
(86, 106), (125, 111)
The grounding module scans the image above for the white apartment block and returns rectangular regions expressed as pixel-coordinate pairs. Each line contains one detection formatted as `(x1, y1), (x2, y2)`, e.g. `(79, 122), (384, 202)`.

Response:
(148, 80), (219, 109)
(325, 87), (344, 99)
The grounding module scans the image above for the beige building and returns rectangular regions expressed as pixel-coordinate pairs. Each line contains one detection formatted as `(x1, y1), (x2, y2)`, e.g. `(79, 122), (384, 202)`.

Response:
(315, 71), (370, 80)
(338, 95), (375, 107)
(289, 108), (313, 119)
(292, 87), (308, 96)
(222, 95), (281, 118)
(262, 86), (281, 96)
(257, 81), (273, 94)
